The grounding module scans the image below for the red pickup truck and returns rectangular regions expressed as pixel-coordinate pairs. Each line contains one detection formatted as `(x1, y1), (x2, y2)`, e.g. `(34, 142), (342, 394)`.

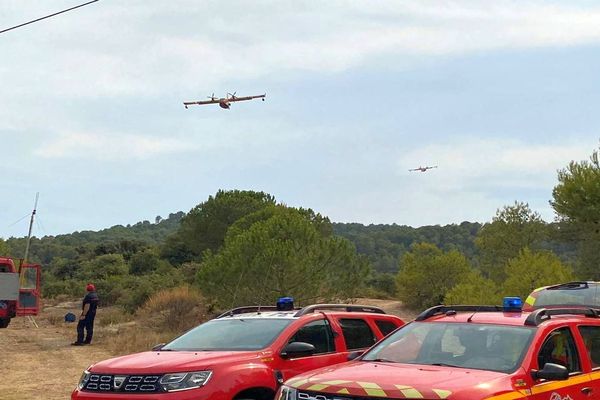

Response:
(72, 299), (404, 400)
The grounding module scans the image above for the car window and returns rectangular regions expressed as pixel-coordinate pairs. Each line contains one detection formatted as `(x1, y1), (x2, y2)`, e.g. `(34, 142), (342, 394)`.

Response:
(162, 319), (293, 351)
(363, 322), (534, 373)
(529, 284), (600, 309)
(578, 326), (600, 369)
(339, 318), (376, 350)
(288, 319), (335, 354)
(375, 320), (399, 336)
(538, 327), (581, 373)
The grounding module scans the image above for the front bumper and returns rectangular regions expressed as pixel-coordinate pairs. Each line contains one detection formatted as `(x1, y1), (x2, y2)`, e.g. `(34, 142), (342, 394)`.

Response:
(71, 388), (219, 400)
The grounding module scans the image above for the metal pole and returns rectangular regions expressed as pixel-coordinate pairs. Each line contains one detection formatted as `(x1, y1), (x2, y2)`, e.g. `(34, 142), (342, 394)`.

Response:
(23, 192), (39, 264)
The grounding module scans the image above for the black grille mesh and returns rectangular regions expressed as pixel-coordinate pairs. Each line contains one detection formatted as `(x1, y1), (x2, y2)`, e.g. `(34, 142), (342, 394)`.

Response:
(84, 374), (162, 393)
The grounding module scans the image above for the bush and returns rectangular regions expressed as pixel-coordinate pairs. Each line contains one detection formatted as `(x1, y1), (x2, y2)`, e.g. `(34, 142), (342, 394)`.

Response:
(136, 286), (207, 334)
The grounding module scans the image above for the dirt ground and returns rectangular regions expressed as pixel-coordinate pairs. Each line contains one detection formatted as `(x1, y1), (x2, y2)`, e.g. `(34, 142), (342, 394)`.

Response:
(0, 298), (412, 400)
(0, 303), (117, 400)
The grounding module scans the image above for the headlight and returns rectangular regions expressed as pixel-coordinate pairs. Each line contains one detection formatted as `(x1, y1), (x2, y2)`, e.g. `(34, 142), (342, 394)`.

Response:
(159, 371), (212, 392)
(276, 385), (297, 400)
(77, 370), (91, 390)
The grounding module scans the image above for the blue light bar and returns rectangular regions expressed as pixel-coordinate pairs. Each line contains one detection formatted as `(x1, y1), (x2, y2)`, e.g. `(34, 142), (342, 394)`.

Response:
(503, 296), (523, 312)
(277, 297), (295, 311)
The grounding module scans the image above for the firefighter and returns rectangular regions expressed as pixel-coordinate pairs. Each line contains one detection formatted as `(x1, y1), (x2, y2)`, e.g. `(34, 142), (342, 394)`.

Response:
(72, 283), (99, 346)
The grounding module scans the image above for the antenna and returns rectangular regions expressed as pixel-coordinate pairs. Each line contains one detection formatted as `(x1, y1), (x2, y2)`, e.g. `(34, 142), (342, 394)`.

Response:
(23, 192), (39, 264)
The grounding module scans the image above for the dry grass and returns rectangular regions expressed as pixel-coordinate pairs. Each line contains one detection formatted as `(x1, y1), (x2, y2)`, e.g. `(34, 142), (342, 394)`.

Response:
(106, 286), (208, 355)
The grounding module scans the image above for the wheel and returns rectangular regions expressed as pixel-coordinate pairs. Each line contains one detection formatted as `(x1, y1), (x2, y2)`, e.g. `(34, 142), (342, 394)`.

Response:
(0, 318), (10, 328)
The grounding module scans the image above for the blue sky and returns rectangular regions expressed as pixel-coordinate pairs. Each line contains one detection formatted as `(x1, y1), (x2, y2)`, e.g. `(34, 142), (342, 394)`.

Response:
(1, 1), (599, 238)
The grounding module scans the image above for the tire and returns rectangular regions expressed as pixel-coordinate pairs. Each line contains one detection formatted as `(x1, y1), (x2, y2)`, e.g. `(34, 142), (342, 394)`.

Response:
(0, 318), (10, 328)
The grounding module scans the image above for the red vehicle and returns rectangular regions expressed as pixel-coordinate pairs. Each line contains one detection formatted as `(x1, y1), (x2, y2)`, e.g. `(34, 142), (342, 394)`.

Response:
(0, 257), (41, 328)
(279, 298), (600, 400)
(72, 299), (404, 400)
(523, 281), (600, 311)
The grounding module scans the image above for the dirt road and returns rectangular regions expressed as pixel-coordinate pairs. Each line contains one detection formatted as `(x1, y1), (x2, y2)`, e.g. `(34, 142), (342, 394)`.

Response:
(0, 308), (115, 400)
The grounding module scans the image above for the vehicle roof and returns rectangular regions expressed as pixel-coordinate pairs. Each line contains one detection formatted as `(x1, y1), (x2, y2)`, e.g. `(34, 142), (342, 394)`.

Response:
(214, 310), (399, 320)
(423, 310), (600, 327)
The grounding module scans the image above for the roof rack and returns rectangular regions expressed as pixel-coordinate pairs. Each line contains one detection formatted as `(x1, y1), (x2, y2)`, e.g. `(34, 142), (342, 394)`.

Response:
(525, 307), (600, 326)
(217, 306), (298, 319)
(294, 304), (386, 317)
(415, 305), (503, 321)
(546, 281), (590, 290)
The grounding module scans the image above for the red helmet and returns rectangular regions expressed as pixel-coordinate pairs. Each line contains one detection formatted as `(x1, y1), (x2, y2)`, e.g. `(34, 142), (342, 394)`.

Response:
(86, 283), (96, 292)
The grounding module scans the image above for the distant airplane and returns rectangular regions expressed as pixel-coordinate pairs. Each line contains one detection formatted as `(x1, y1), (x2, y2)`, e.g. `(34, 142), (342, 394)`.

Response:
(409, 165), (438, 172)
(183, 92), (266, 109)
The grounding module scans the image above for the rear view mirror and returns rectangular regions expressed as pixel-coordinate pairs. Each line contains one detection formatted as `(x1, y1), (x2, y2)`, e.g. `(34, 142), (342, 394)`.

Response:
(281, 342), (316, 359)
(531, 363), (569, 381)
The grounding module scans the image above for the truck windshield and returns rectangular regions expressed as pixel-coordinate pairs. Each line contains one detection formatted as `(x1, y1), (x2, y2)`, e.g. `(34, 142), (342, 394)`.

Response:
(362, 322), (534, 373)
(532, 284), (599, 308)
(162, 318), (293, 351)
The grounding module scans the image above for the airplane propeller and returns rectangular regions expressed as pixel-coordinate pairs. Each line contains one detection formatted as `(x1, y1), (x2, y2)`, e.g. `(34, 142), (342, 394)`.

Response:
(227, 92), (237, 99)
(207, 93), (217, 100)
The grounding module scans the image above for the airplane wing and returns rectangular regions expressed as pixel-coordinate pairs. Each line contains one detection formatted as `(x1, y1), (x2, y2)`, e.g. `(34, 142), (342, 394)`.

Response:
(183, 99), (220, 108)
(229, 94), (266, 102)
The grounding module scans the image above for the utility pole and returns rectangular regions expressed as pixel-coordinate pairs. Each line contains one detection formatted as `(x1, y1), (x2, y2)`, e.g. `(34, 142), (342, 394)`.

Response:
(23, 192), (39, 265)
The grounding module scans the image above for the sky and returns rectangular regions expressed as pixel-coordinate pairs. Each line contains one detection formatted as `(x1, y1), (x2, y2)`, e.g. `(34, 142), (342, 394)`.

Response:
(1, 0), (600, 238)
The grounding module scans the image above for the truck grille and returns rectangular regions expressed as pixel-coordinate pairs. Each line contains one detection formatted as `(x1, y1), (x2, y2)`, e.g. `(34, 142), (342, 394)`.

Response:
(83, 374), (162, 393)
(298, 391), (387, 400)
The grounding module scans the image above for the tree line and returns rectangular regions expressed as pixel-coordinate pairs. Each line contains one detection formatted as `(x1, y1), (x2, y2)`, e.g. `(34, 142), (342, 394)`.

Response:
(1, 145), (598, 312)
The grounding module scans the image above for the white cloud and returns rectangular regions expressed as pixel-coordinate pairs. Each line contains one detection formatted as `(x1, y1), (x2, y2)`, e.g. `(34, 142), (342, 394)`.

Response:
(34, 132), (195, 161)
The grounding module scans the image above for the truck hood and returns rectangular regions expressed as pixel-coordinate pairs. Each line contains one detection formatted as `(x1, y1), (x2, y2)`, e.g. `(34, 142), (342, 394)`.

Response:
(286, 361), (512, 399)
(90, 350), (263, 374)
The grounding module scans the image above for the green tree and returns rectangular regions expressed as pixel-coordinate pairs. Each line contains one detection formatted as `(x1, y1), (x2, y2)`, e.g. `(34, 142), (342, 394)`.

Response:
(551, 147), (600, 279)
(503, 248), (574, 300)
(396, 243), (472, 310)
(0, 239), (9, 257)
(129, 249), (169, 275)
(77, 254), (129, 281)
(476, 202), (546, 281)
(444, 272), (502, 305)
(162, 190), (276, 265)
(197, 207), (369, 307)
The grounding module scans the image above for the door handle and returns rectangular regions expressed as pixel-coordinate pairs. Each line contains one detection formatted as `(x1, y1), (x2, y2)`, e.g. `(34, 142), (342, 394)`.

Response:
(581, 387), (592, 395)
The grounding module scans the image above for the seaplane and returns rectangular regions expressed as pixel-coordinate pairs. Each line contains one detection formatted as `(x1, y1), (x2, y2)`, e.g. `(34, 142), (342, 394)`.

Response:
(183, 92), (266, 110)
(409, 165), (438, 172)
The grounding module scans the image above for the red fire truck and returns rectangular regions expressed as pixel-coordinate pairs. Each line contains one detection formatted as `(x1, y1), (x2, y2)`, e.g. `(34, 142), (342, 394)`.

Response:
(0, 257), (41, 328)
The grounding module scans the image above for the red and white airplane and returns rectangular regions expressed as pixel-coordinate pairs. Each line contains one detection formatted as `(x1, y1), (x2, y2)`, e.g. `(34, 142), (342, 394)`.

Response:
(409, 165), (438, 172)
(183, 92), (266, 110)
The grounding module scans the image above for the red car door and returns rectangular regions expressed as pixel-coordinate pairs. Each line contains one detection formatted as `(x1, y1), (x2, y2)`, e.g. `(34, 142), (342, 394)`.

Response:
(277, 318), (347, 381)
(528, 326), (591, 400)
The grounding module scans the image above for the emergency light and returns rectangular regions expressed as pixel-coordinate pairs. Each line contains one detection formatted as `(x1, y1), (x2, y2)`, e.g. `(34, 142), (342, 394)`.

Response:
(277, 297), (294, 311)
(503, 296), (523, 312)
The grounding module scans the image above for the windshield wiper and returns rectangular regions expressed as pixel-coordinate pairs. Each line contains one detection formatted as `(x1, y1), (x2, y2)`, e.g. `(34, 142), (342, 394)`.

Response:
(365, 358), (396, 363)
(429, 362), (464, 368)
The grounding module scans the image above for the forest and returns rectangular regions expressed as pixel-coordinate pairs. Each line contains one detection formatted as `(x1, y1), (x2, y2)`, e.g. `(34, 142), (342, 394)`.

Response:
(1, 146), (598, 314)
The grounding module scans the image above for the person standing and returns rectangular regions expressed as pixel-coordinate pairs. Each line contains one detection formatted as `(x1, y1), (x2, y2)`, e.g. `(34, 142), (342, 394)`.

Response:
(72, 283), (99, 346)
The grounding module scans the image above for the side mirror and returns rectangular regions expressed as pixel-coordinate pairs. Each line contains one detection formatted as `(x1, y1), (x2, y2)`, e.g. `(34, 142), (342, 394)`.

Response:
(281, 342), (316, 359)
(531, 363), (569, 381)
(347, 351), (363, 361)
(152, 343), (166, 351)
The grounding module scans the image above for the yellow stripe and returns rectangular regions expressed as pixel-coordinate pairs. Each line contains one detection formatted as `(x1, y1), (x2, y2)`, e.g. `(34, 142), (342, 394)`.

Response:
(400, 388), (424, 398)
(337, 388), (350, 394)
(525, 296), (536, 306)
(530, 374), (590, 395)
(484, 391), (526, 400)
(321, 380), (352, 385)
(432, 388), (452, 399)
(357, 381), (382, 389)
(287, 378), (309, 388)
(306, 384), (329, 391)
(357, 381), (387, 397)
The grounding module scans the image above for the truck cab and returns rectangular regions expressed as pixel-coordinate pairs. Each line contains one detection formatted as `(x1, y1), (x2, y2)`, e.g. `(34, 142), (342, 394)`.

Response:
(0, 257), (41, 328)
